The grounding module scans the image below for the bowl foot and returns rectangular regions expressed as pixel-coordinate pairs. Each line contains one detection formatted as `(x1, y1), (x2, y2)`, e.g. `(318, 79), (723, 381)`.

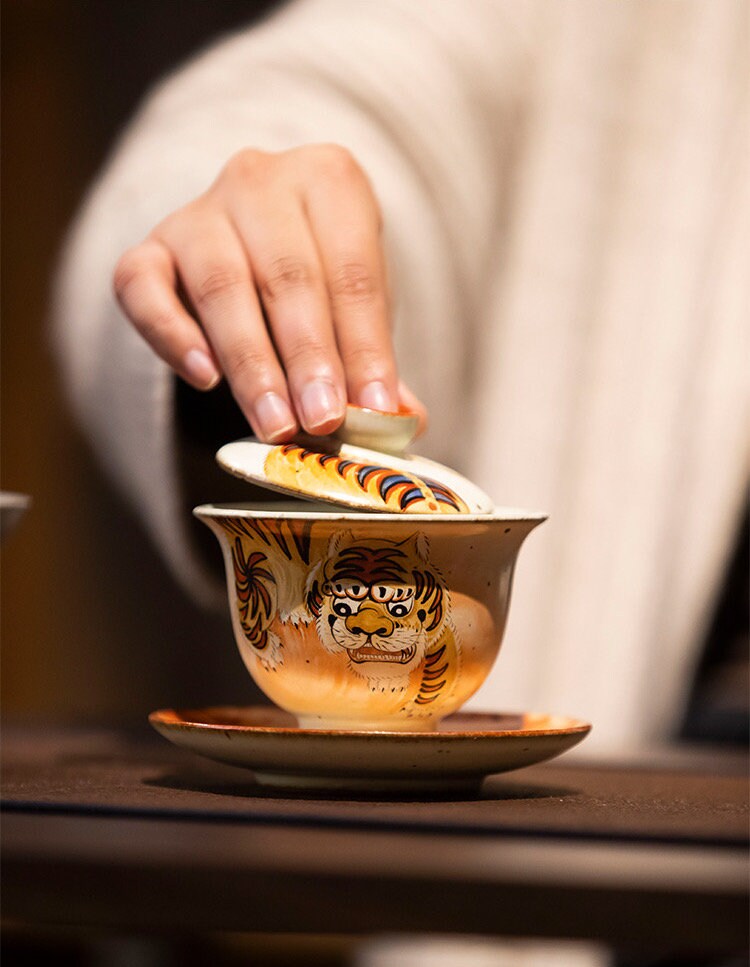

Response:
(295, 715), (439, 733)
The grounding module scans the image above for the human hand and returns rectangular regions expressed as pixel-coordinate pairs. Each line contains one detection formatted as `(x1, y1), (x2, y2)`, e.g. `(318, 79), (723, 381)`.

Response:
(113, 144), (426, 442)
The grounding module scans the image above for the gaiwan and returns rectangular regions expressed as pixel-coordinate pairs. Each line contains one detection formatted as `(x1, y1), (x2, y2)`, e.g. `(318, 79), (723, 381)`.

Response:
(196, 407), (546, 732)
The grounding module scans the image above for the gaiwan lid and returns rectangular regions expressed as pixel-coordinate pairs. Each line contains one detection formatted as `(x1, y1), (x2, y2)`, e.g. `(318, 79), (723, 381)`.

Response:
(217, 406), (493, 515)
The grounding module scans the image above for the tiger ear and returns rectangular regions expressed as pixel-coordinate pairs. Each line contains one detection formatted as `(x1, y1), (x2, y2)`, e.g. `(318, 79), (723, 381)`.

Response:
(400, 532), (430, 563)
(327, 529), (355, 558)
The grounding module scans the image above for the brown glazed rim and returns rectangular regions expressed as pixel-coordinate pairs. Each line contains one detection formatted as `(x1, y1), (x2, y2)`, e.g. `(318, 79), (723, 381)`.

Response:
(149, 707), (592, 740)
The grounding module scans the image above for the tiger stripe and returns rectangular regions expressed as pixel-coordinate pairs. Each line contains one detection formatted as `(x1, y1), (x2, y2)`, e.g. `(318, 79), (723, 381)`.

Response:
(414, 640), (453, 706)
(231, 537), (275, 651)
(264, 444), (469, 513)
(220, 516), (312, 564)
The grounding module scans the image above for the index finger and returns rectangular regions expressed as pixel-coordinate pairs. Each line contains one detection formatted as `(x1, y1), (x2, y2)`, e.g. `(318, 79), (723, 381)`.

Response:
(302, 149), (398, 413)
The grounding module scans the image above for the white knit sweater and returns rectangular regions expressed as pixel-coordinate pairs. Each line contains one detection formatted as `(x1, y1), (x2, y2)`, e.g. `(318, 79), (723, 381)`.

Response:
(54, 0), (749, 752)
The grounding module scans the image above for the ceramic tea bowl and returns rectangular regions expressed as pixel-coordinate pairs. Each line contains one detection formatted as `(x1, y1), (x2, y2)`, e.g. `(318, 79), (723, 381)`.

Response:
(195, 501), (545, 732)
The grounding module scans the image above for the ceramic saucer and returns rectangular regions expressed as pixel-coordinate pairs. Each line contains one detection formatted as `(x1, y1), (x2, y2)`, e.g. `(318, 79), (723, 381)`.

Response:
(149, 706), (591, 793)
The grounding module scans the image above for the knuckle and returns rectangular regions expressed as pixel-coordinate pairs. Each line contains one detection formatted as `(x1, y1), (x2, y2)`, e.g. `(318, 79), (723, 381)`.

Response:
(310, 143), (361, 180)
(258, 257), (315, 304)
(193, 266), (245, 306)
(224, 341), (268, 382)
(136, 310), (177, 345)
(282, 336), (331, 371)
(341, 342), (393, 379)
(152, 209), (190, 242)
(112, 248), (148, 300)
(223, 147), (268, 184)
(330, 261), (378, 305)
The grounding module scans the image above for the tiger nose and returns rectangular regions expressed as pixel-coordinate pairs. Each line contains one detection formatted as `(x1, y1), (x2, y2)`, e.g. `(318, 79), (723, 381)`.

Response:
(346, 604), (394, 638)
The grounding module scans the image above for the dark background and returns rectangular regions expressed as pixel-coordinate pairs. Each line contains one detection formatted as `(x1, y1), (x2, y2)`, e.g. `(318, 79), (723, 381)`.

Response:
(1, 0), (280, 723)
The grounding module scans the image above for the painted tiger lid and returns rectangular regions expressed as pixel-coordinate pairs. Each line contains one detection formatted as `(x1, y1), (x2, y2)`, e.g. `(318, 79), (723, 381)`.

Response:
(216, 407), (493, 515)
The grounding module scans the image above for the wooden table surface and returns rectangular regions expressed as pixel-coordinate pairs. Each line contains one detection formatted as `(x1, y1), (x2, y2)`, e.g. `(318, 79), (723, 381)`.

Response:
(1, 724), (747, 954)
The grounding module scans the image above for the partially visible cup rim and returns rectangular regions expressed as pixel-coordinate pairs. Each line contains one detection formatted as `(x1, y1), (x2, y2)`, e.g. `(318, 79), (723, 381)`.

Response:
(193, 501), (548, 524)
(0, 491), (32, 509)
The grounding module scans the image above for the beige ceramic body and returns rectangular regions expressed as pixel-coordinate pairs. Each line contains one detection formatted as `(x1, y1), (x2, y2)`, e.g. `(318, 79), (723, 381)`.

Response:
(196, 502), (544, 732)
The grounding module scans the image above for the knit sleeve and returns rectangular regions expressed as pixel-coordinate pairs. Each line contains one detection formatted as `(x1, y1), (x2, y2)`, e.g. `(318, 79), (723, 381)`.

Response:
(52, 0), (534, 604)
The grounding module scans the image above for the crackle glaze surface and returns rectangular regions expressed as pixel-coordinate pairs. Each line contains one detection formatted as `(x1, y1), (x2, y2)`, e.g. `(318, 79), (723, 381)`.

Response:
(197, 505), (544, 732)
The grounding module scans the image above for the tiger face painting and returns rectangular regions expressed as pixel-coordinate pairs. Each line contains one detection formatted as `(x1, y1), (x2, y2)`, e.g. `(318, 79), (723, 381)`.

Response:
(306, 532), (448, 688)
(218, 516), (463, 720)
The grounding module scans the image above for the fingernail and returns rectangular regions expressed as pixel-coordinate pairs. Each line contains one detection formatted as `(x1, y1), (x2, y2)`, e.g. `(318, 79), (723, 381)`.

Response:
(253, 392), (297, 442)
(184, 348), (220, 390)
(299, 379), (345, 433)
(359, 380), (395, 413)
